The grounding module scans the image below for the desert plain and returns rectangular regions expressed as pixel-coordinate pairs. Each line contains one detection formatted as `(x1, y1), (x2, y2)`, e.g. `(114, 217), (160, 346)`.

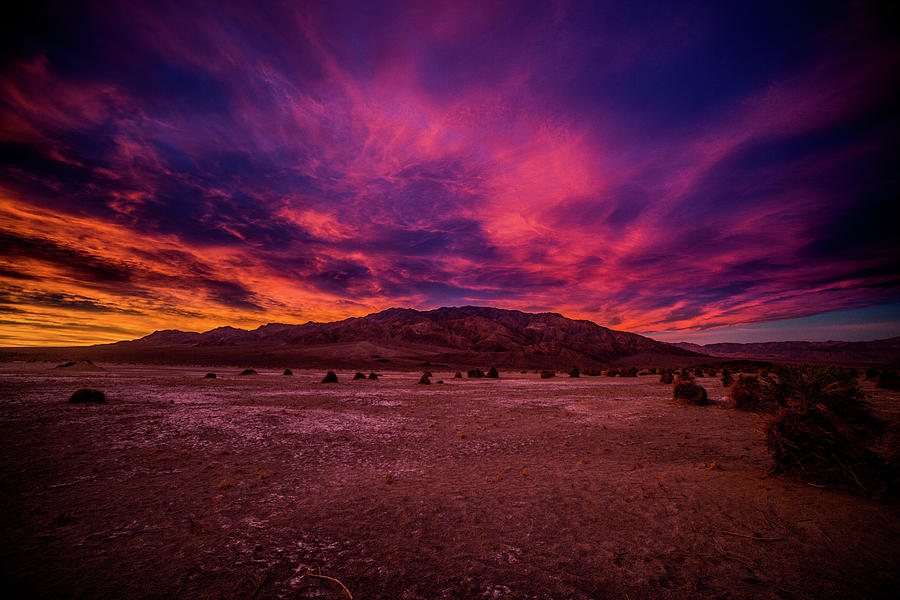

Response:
(1, 363), (898, 599)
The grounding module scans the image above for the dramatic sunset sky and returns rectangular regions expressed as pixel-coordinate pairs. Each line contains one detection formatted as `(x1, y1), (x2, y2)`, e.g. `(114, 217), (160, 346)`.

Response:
(1, 1), (898, 346)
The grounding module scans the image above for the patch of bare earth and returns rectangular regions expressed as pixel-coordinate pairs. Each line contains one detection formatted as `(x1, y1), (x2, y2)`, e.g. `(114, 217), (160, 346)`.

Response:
(0, 363), (897, 599)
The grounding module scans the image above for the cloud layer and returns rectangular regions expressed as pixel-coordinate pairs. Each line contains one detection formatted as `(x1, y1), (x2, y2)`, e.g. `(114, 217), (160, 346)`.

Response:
(2, 0), (898, 345)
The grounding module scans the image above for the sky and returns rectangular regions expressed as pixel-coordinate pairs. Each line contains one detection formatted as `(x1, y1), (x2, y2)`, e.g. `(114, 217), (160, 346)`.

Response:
(1, 0), (899, 346)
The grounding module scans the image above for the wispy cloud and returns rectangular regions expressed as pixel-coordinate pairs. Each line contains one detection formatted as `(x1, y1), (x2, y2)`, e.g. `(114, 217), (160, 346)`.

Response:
(1, 0), (898, 344)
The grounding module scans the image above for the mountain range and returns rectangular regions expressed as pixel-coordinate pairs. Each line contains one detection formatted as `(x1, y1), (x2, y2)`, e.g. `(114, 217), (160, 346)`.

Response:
(3, 306), (898, 368)
(1, 306), (699, 369)
(668, 338), (900, 366)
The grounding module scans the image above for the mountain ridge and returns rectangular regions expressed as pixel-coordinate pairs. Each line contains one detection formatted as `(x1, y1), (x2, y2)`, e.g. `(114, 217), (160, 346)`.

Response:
(667, 337), (900, 365)
(122, 305), (698, 367)
(1, 306), (700, 368)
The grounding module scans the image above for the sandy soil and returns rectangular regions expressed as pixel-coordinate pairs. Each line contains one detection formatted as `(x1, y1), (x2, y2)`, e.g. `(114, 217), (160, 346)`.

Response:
(0, 363), (897, 599)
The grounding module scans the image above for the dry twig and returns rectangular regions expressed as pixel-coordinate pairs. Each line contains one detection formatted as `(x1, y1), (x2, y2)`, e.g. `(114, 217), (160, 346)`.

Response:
(712, 538), (755, 570)
(713, 530), (784, 541)
(303, 568), (353, 599)
(248, 571), (267, 599)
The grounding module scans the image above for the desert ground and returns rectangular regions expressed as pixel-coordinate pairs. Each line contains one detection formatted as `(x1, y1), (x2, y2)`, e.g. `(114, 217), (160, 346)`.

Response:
(0, 363), (897, 599)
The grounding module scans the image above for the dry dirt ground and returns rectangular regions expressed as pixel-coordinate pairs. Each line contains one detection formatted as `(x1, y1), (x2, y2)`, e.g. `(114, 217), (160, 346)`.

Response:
(1, 363), (897, 599)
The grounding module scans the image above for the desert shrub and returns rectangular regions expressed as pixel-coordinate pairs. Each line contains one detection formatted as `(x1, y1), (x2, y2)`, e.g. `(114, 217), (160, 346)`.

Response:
(763, 364), (892, 494)
(540, 370), (556, 379)
(693, 367), (705, 378)
(418, 373), (431, 385)
(368, 372), (379, 380)
(569, 366), (580, 378)
(239, 369), (257, 376)
(204, 373), (216, 379)
(680, 368), (692, 378)
(468, 368), (485, 378)
(877, 371), (900, 390)
(321, 371), (338, 383)
(69, 389), (106, 403)
(486, 367), (499, 378)
(673, 378), (708, 405)
(423, 370), (433, 378)
(604, 369), (619, 377)
(729, 375), (762, 411)
(620, 367), (638, 377)
(454, 372), (463, 379)
(720, 368), (733, 387)
(761, 365), (862, 409)
(659, 372), (674, 384)
(638, 369), (652, 376)
(353, 372), (366, 380)
(584, 368), (602, 376)
(865, 367), (882, 380)
(283, 369), (293, 376)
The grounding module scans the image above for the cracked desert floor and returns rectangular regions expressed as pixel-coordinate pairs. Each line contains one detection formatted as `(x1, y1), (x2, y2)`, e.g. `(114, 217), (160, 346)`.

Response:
(1, 363), (897, 599)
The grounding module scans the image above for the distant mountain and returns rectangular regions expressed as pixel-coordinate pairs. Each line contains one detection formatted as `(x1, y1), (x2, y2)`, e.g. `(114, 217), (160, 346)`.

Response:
(3, 306), (702, 368)
(668, 337), (900, 365)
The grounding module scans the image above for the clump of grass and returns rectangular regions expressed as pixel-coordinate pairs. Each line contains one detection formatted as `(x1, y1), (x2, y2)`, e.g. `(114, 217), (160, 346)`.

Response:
(720, 368), (733, 387)
(673, 374), (708, 406)
(468, 368), (485, 378)
(283, 369), (293, 376)
(729, 375), (762, 411)
(418, 373), (431, 385)
(763, 364), (893, 495)
(540, 370), (556, 379)
(569, 366), (580, 378)
(368, 372), (379, 380)
(659, 372), (674, 384)
(321, 371), (338, 383)
(68, 389), (105, 403)
(454, 372), (463, 379)
(486, 367), (500, 378)
(620, 367), (638, 377)
(877, 371), (900, 390)
(204, 372), (217, 379)
(353, 372), (366, 380)
(239, 369), (257, 376)
(604, 369), (619, 377)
